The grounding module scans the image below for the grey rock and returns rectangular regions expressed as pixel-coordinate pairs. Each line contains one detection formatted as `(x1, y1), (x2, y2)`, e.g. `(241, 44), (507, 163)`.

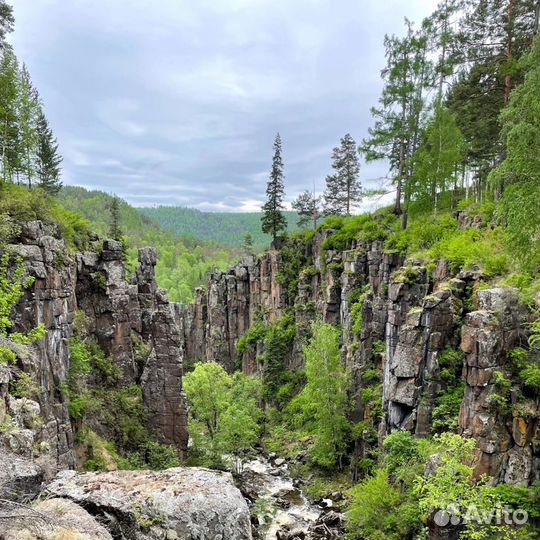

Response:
(0, 450), (44, 501)
(47, 467), (252, 540)
(1, 498), (113, 540)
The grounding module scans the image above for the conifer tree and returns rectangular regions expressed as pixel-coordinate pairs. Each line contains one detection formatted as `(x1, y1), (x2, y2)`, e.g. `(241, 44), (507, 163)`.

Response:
(109, 197), (122, 241)
(361, 21), (431, 227)
(323, 133), (361, 216)
(292, 189), (322, 228)
(261, 133), (287, 244)
(0, 1), (14, 48)
(35, 109), (62, 195)
(242, 233), (254, 255)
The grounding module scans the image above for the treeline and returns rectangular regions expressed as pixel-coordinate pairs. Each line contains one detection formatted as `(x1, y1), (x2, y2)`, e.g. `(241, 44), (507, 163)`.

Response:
(139, 206), (301, 251)
(262, 0), (539, 271)
(0, 1), (62, 194)
(59, 187), (236, 303)
(362, 0), (539, 230)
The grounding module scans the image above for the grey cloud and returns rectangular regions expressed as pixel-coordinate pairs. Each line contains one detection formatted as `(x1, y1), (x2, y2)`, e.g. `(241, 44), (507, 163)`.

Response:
(10, 0), (438, 210)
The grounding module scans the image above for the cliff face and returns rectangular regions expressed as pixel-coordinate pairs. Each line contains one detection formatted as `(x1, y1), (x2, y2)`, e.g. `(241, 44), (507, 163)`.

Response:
(180, 228), (539, 486)
(2, 221), (188, 479)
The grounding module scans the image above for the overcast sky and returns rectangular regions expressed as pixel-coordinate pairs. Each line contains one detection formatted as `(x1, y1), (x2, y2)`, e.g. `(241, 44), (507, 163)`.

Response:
(10, 0), (437, 211)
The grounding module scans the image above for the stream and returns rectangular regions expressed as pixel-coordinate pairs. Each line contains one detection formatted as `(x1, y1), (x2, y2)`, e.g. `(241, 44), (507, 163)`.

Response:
(233, 454), (345, 540)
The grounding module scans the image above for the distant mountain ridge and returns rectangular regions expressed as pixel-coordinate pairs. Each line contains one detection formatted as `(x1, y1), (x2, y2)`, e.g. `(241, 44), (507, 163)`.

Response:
(139, 206), (302, 249)
(58, 186), (237, 303)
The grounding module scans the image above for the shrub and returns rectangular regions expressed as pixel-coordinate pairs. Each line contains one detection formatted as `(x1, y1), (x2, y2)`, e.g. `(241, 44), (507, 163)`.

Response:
(11, 372), (41, 399)
(347, 468), (421, 540)
(432, 384), (465, 432)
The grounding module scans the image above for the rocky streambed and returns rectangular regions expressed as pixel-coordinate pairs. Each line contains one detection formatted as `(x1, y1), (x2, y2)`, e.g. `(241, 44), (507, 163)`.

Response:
(235, 454), (346, 540)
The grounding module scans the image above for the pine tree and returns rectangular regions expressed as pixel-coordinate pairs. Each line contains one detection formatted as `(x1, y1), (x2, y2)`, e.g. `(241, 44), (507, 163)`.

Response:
(292, 189), (322, 228)
(261, 133), (287, 244)
(0, 1), (14, 48)
(109, 197), (122, 241)
(361, 21), (431, 227)
(323, 133), (361, 216)
(242, 233), (254, 254)
(18, 65), (40, 187)
(35, 109), (62, 195)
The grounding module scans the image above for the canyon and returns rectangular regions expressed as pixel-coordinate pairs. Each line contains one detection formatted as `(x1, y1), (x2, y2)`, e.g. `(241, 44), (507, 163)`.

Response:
(0, 212), (538, 539)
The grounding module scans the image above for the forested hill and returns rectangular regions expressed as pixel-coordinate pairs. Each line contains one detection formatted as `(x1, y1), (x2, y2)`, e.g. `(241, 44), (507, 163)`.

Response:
(139, 206), (301, 249)
(59, 186), (237, 303)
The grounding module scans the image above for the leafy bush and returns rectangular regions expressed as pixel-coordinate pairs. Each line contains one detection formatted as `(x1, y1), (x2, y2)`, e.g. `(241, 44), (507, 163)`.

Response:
(183, 362), (263, 468)
(11, 372), (41, 399)
(347, 468), (421, 540)
(0, 183), (91, 249)
(0, 253), (46, 364)
(290, 322), (351, 468)
(432, 384), (465, 432)
(322, 212), (398, 252)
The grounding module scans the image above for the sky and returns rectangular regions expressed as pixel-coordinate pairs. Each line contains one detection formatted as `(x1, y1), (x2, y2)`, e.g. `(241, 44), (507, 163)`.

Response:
(10, 0), (438, 211)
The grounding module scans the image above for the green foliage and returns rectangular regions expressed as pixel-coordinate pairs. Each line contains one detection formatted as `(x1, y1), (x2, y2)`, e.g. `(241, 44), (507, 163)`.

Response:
(140, 206), (301, 251)
(10, 372), (40, 399)
(183, 362), (262, 466)
(277, 232), (312, 303)
(321, 212), (398, 252)
(432, 384), (464, 432)
(237, 321), (267, 354)
(410, 103), (465, 213)
(291, 321), (350, 468)
(497, 181), (540, 274)
(490, 36), (540, 190)
(0, 183), (90, 250)
(59, 186), (236, 303)
(323, 133), (361, 216)
(347, 468), (421, 540)
(382, 430), (420, 474)
(0, 252), (46, 365)
(260, 314), (296, 401)
(414, 433), (538, 540)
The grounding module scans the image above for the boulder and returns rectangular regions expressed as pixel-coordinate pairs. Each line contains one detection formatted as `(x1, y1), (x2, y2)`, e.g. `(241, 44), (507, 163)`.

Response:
(1, 498), (112, 540)
(0, 450), (44, 501)
(47, 467), (253, 540)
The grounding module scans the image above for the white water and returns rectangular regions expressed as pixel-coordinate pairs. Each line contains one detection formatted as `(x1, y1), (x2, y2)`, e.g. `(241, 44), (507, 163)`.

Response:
(242, 457), (321, 540)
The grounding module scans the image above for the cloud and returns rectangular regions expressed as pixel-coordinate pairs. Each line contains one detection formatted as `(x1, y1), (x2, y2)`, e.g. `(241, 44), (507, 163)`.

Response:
(10, 0), (439, 210)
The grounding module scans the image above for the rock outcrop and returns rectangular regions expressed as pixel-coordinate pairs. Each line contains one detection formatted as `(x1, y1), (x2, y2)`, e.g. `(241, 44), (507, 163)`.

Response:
(1, 498), (113, 540)
(460, 288), (538, 484)
(178, 227), (540, 487)
(4, 222), (188, 473)
(46, 467), (253, 540)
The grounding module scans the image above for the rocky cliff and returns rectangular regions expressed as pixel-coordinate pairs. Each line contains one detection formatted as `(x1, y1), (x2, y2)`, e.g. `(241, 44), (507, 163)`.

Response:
(179, 226), (539, 486)
(1, 221), (188, 483)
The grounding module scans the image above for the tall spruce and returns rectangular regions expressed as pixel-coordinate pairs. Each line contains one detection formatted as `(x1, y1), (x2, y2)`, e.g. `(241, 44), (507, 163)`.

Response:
(292, 189), (322, 228)
(35, 109), (62, 195)
(323, 133), (361, 216)
(109, 197), (122, 241)
(261, 133), (287, 244)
